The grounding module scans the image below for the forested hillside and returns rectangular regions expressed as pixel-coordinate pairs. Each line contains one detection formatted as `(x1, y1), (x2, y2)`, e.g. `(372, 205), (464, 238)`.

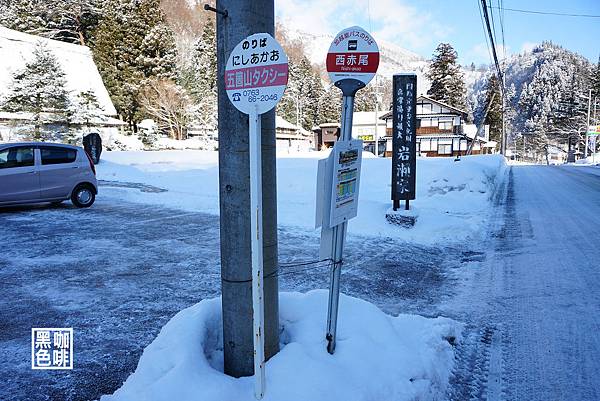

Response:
(1, 0), (597, 153)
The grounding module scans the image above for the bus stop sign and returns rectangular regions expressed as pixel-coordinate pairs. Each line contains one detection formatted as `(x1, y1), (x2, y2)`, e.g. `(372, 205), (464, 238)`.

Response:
(326, 26), (379, 86)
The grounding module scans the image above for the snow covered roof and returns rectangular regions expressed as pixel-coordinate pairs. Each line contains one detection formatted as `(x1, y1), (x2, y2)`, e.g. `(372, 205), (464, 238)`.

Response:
(276, 116), (312, 136)
(417, 95), (468, 115)
(380, 95), (468, 120)
(276, 116), (299, 130)
(0, 27), (117, 116)
(0, 110), (125, 126)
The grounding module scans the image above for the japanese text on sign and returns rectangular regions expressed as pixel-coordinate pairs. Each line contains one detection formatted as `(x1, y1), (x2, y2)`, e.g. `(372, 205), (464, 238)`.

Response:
(225, 32), (288, 116)
(391, 74), (417, 200)
(329, 140), (363, 227)
(225, 64), (288, 91)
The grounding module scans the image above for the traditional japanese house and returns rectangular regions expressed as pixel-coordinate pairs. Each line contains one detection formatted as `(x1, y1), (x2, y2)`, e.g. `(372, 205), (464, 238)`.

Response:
(380, 95), (490, 157)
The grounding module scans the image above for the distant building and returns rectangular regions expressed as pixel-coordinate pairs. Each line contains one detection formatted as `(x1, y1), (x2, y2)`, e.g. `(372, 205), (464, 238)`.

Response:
(0, 27), (121, 141)
(275, 116), (313, 152)
(351, 111), (387, 156)
(312, 122), (341, 151)
(380, 95), (492, 157)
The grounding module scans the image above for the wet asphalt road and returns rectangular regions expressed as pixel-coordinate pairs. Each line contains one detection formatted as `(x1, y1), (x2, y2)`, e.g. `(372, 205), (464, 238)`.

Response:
(0, 192), (467, 401)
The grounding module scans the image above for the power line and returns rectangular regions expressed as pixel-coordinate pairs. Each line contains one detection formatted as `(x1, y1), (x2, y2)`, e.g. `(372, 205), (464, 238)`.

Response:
(477, 0), (494, 67)
(489, 6), (600, 18)
(480, 0), (507, 155)
(481, 0), (504, 87)
(498, 0), (506, 65)
(489, 0), (498, 51)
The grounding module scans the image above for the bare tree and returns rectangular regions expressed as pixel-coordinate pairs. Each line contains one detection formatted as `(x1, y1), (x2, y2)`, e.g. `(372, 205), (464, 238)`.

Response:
(138, 78), (191, 140)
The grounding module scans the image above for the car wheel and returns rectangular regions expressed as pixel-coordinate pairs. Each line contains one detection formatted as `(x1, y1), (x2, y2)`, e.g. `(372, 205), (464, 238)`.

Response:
(71, 185), (95, 208)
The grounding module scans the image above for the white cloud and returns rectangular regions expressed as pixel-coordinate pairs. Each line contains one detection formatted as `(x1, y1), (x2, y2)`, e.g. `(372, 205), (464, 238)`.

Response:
(275, 0), (447, 50)
(520, 42), (538, 54)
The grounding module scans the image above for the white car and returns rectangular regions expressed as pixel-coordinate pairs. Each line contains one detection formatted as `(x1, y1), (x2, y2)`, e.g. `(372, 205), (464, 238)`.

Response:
(0, 142), (98, 208)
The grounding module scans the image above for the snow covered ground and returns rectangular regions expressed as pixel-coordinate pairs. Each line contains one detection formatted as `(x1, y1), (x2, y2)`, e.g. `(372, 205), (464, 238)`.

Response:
(101, 291), (461, 401)
(98, 151), (506, 245)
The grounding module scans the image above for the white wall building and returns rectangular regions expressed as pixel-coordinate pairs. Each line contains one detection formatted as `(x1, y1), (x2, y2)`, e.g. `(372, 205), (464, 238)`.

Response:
(350, 111), (387, 153)
(276, 116), (313, 153)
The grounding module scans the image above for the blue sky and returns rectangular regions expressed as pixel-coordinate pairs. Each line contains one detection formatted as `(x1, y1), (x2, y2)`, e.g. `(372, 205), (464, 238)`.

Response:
(275, 0), (600, 65)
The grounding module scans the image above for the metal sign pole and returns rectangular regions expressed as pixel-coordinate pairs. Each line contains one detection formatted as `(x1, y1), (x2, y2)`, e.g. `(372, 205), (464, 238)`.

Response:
(249, 110), (265, 399)
(323, 25), (378, 355)
(326, 91), (356, 354)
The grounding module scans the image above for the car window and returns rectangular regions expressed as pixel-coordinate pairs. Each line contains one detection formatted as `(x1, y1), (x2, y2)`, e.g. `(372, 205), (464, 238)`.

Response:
(40, 147), (77, 165)
(0, 147), (35, 169)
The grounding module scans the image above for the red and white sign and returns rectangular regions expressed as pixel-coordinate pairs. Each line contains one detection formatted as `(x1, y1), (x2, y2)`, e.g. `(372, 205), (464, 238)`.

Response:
(326, 26), (379, 85)
(588, 125), (600, 134)
(225, 33), (288, 115)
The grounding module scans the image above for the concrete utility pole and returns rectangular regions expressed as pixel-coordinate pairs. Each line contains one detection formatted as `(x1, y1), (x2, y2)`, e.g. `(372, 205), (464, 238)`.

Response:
(216, 0), (279, 378)
(585, 88), (592, 158)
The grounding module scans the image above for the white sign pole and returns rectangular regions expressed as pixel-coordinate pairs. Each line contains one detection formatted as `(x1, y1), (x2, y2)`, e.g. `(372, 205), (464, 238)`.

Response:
(249, 109), (266, 399)
(224, 33), (288, 398)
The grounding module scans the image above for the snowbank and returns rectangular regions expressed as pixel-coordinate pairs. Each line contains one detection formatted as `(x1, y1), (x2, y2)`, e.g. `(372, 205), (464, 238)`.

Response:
(97, 151), (506, 244)
(99, 290), (461, 401)
(574, 152), (600, 167)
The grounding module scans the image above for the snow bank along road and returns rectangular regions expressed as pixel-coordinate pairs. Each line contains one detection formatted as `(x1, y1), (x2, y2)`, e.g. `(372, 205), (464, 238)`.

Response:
(0, 194), (468, 401)
(446, 165), (600, 401)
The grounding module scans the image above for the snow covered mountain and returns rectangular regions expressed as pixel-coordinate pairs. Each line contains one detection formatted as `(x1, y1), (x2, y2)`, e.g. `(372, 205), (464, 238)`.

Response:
(286, 28), (432, 94)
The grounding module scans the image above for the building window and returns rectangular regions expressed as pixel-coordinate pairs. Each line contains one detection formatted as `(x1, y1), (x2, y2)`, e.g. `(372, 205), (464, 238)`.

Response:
(438, 144), (452, 155)
(439, 121), (453, 131)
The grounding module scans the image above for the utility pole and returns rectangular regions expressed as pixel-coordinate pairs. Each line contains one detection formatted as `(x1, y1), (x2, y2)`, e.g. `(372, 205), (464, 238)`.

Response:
(585, 88), (592, 158)
(216, 0), (279, 378)
(374, 82), (379, 157)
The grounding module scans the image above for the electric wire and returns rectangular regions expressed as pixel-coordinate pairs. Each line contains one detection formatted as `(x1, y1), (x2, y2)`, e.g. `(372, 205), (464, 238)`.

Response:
(488, 6), (600, 18)
(221, 258), (334, 283)
(477, 0), (494, 69)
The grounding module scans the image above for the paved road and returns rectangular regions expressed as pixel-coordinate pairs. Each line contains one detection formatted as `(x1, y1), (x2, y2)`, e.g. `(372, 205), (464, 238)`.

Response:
(447, 165), (600, 401)
(0, 192), (466, 401)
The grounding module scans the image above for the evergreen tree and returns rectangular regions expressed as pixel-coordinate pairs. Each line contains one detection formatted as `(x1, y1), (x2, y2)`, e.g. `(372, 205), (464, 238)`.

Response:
(426, 43), (467, 110)
(68, 90), (105, 139)
(183, 20), (217, 131)
(0, 0), (103, 45)
(318, 88), (341, 124)
(509, 42), (592, 150)
(1, 42), (70, 140)
(592, 55), (600, 101)
(354, 84), (377, 112)
(278, 56), (323, 130)
(93, 0), (177, 130)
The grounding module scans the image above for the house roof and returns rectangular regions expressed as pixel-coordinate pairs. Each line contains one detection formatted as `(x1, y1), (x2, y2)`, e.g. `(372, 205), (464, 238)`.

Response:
(417, 95), (468, 115)
(276, 116), (299, 130)
(276, 116), (311, 137)
(380, 95), (468, 120)
(0, 27), (117, 116)
(0, 111), (126, 126)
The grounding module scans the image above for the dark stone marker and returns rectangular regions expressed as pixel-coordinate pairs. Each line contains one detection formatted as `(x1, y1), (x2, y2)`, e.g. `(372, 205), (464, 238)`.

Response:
(83, 133), (102, 164)
(391, 73), (417, 210)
